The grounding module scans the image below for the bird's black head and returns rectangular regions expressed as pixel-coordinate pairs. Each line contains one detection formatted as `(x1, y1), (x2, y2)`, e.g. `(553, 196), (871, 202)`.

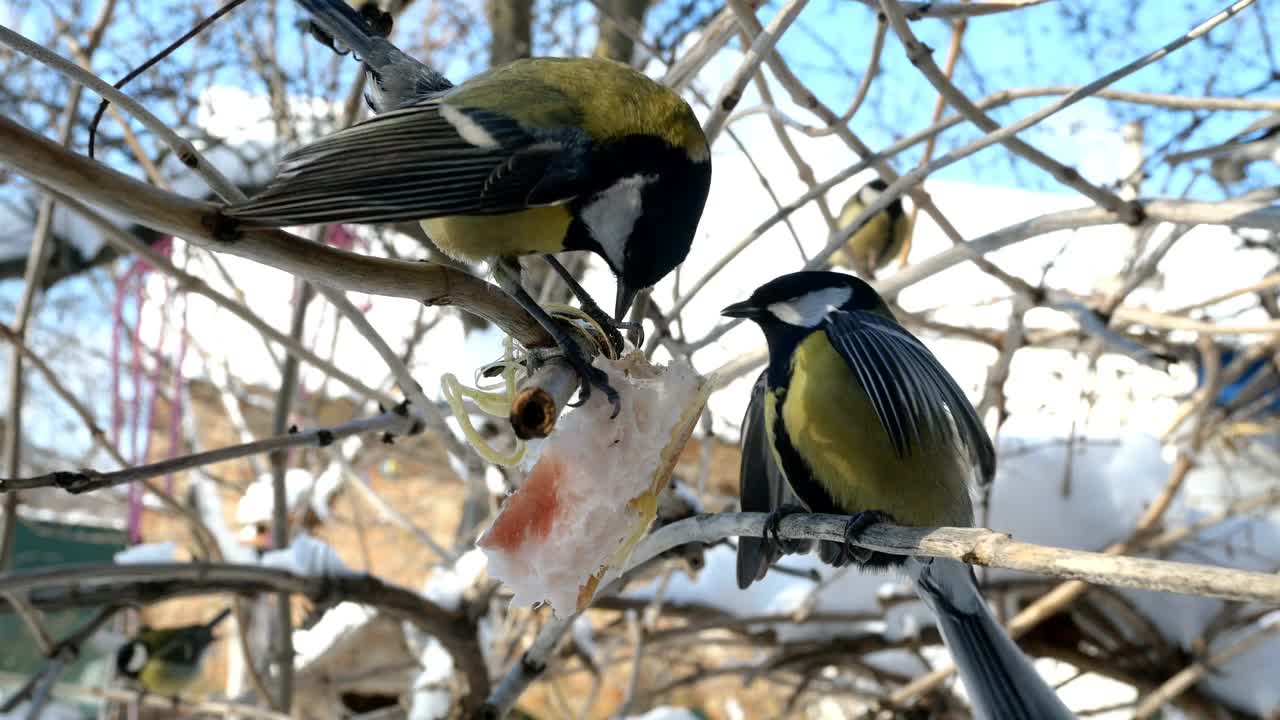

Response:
(722, 271), (887, 327)
(723, 271), (889, 383)
(568, 136), (712, 320)
(853, 177), (903, 219)
(116, 640), (148, 679)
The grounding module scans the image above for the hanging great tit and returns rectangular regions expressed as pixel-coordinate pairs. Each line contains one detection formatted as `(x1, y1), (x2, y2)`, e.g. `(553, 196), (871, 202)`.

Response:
(222, 0), (713, 415)
(829, 178), (911, 279)
(116, 608), (231, 700)
(724, 271), (1073, 719)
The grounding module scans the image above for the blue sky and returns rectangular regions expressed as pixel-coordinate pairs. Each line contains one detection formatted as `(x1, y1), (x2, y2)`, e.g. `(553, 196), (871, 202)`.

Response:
(755, 0), (1280, 197)
(5, 0), (1277, 198)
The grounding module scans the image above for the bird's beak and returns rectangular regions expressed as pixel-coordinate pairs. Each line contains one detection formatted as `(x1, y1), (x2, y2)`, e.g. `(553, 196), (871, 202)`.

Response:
(615, 283), (639, 322)
(720, 300), (761, 318)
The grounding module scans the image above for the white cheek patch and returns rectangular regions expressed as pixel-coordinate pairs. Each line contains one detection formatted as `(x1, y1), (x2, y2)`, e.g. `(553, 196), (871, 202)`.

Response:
(124, 643), (148, 674)
(767, 286), (852, 327)
(440, 105), (499, 148)
(582, 174), (656, 271)
(858, 184), (882, 206)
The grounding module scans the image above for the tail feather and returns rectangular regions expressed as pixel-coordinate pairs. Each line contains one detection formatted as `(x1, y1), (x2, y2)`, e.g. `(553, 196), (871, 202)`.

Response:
(737, 370), (817, 588)
(293, 0), (451, 111)
(909, 557), (1075, 720)
(296, 0), (380, 59)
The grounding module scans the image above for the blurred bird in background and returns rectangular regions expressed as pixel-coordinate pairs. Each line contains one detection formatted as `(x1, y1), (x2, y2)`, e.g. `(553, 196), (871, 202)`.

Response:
(829, 178), (912, 279)
(116, 608), (231, 700)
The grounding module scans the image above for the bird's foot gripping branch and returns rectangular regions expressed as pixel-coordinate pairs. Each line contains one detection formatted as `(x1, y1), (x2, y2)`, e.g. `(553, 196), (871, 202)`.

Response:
(476, 351), (711, 617)
(445, 304), (624, 446)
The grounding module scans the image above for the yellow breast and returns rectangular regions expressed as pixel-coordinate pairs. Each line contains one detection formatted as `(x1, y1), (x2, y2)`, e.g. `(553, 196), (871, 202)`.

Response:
(773, 332), (974, 528)
(420, 206), (572, 263)
(832, 212), (904, 274)
(138, 660), (200, 697)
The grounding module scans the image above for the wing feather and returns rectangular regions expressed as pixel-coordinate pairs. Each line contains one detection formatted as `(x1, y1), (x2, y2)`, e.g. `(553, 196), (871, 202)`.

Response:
(824, 310), (995, 483)
(226, 101), (585, 227)
(736, 370), (816, 588)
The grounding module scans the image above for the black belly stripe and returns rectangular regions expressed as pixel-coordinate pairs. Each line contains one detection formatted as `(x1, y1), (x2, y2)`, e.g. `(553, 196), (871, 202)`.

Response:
(769, 384), (905, 571)
(769, 388), (841, 515)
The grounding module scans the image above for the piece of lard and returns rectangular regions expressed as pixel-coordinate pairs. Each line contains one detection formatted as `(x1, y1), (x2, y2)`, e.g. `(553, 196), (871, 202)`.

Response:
(478, 352), (710, 616)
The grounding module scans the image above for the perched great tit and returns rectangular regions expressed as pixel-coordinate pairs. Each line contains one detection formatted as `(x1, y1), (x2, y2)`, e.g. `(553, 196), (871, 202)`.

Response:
(223, 0), (712, 414)
(724, 271), (1073, 720)
(116, 608), (230, 700)
(828, 178), (911, 279)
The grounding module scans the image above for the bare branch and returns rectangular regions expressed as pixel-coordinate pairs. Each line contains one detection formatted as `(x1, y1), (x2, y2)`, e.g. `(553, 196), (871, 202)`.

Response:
(853, 0), (1054, 19)
(0, 407), (418, 494)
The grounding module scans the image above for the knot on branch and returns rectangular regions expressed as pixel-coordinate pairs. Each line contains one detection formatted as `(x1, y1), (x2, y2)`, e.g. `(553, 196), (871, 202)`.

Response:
(53, 469), (101, 494)
(510, 387), (556, 440)
(204, 210), (240, 243)
(1119, 199), (1147, 226)
(905, 40), (934, 66)
(905, 2), (935, 21)
(963, 529), (1012, 566)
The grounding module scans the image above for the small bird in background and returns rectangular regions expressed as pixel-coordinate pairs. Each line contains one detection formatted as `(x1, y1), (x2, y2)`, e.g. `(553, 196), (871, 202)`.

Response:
(828, 178), (911, 279)
(223, 0), (713, 416)
(116, 608), (231, 700)
(1167, 113), (1280, 185)
(724, 271), (1073, 719)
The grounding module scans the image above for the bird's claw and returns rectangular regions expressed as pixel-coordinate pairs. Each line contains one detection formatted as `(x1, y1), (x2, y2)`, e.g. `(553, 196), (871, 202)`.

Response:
(562, 348), (622, 419)
(763, 504), (808, 547)
(616, 319), (645, 349)
(840, 510), (894, 566)
(522, 346), (564, 375)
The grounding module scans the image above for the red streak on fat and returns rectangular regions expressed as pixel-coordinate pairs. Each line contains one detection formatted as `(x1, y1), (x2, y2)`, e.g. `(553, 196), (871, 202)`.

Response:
(479, 456), (563, 551)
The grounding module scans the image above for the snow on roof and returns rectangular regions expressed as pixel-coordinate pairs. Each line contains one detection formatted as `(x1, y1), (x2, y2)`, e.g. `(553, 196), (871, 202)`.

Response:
(260, 533), (354, 577)
(113, 541), (177, 564)
(292, 600), (379, 668)
(623, 708), (705, 720)
(235, 464), (343, 526)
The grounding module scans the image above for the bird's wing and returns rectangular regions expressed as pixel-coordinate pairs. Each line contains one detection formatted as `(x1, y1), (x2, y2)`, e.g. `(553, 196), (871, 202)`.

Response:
(824, 310), (995, 484)
(736, 369), (817, 589)
(144, 627), (206, 669)
(224, 101), (591, 227)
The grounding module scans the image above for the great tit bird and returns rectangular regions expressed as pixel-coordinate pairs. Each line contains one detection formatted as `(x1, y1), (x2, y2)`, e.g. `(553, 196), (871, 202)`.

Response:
(223, 0), (712, 414)
(724, 271), (1073, 719)
(116, 608), (231, 699)
(1167, 113), (1280, 184)
(828, 179), (910, 279)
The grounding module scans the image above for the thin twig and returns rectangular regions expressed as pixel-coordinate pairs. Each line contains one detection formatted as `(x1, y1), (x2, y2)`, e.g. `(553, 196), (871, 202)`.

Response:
(0, 23), (240, 199)
(0, 408), (418, 493)
(702, 0), (809, 143)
